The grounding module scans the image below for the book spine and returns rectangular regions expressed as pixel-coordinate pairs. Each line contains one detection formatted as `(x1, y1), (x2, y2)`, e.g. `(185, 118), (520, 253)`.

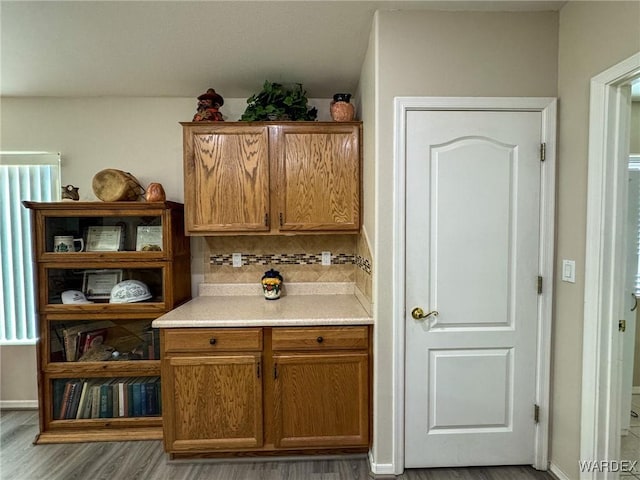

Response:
(80, 382), (94, 419)
(140, 381), (148, 416)
(132, 381), (142, 417)
(75, 382), (89, 419)
(65, 382), (81, 419)
(90, 385), (101, 418)
(57, 381), (72, 420)
(53, 380), (66, 420)
(99, 383), (110, 418)
(145, 381), (157, 415)
(118, 381), (125, 417)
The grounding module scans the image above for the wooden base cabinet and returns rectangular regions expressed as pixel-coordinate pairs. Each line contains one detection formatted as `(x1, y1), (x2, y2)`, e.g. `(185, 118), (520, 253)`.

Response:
(162, 327), (264, 452)
(161, 325), (370, 457)
(273, 353), (369, 449)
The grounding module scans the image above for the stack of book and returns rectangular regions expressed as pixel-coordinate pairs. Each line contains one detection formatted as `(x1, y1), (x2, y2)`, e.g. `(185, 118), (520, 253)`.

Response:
(53, 377), (161, 420)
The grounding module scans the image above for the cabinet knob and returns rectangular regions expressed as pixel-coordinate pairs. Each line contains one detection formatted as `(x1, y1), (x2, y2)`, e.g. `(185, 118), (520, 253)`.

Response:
(209, 338), (217, 345)
(316, 336), (324, 343)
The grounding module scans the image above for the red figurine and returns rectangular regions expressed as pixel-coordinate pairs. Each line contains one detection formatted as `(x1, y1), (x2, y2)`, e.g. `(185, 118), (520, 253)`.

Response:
(192, 88), (224, 122)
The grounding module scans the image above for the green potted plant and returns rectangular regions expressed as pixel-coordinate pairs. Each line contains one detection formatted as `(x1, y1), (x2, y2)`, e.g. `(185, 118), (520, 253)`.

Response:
(240, 81), (318, 121)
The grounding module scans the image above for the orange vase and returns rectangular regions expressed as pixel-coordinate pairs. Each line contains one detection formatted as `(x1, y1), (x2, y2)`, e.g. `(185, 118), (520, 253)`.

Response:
(330, 93), (355, 122)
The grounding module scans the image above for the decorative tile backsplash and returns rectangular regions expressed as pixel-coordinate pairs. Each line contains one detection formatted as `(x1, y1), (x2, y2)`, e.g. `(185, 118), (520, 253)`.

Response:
(210, 252), (368, 269)
(202, 234), (372, 288)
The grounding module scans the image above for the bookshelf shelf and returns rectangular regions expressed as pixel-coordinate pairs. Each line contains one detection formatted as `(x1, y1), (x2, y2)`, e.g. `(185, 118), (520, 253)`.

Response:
(24, 201), (191, 443)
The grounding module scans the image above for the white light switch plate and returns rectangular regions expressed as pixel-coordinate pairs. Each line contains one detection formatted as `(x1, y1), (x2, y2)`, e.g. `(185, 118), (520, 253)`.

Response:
(562, 259), (576, 283)
(232, 253), (242, 268)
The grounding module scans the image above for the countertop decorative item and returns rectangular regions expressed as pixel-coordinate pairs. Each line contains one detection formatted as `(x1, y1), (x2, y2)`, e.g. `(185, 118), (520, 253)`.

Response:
(240, 81), (318, 121)
(192, 88), (224, 122)
(330, 93), (355, 122)
(261, 268), (283, 300)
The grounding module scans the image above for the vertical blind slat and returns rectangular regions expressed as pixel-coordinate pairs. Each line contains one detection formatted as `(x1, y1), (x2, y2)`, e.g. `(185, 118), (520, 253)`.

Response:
(0, 164), (59, 344)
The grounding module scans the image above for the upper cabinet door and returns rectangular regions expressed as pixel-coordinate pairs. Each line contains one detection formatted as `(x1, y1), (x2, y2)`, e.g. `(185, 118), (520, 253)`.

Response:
(183, 124), (270, 233)
(274, 123), (361, 232)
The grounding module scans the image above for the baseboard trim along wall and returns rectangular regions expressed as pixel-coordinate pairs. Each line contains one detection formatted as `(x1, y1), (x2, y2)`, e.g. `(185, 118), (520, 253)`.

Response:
(368, 451), (396, 476)
(549, 462), (571, 480)
(0, 400), (38, 410)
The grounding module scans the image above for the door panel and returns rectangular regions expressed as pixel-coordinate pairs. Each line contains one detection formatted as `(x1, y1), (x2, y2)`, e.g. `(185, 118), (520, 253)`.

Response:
(405, 110), (541, 467)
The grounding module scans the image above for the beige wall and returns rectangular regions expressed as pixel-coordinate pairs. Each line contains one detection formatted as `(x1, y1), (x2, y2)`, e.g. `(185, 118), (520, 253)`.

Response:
(554, 2), (640, 478)
(0, 96), (333, 405)
(370, 9), (558, 470)
(0, 97), (332, 202)
(0, 346), (37, 405)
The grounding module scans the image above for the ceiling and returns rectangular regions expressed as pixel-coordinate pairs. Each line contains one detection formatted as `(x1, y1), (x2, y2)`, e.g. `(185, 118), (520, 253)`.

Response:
(1, 1), (566, 99)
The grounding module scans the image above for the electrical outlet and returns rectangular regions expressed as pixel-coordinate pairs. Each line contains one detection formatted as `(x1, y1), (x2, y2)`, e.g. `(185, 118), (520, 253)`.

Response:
(321, 251), (331, 266)
(232, 253), (242, 268)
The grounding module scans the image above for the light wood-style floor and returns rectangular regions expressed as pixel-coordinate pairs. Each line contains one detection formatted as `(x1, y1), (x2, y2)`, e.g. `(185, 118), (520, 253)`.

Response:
(0, 410), (555, 480)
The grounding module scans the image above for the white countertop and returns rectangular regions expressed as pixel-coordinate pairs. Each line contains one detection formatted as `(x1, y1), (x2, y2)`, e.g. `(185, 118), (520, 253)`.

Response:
(152, 283), (373, 328)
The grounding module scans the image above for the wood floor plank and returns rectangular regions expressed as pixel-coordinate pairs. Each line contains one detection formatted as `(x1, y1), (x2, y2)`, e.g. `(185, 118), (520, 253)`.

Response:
(0, 410), (555, 480)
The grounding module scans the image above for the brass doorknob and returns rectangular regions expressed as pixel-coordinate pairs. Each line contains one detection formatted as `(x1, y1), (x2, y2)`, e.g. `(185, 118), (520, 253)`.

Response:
(411, 307), (438, 320)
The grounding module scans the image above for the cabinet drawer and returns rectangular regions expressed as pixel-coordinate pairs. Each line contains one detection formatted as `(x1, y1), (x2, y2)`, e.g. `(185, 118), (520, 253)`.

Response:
(164, 328), (262, 353)
(272, 326), (368, 351)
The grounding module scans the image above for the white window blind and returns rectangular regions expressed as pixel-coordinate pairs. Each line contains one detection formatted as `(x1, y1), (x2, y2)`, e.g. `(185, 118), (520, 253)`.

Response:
(629, 155), (640, 296)
(0, 152), (61, 345)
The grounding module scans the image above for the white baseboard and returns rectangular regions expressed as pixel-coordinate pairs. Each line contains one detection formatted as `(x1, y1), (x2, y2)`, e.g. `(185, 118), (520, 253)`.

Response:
(549, 462), (572, 480)
(633, 386), (640, 394)
(368, 451), (397, 477)
(0, 400), (38, 410)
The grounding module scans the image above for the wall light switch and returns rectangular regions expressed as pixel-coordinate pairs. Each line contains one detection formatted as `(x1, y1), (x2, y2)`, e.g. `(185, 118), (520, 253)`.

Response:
(562, 259), (576, 283)
(321, 251), (331, 266)
(232, 253), (242, 268)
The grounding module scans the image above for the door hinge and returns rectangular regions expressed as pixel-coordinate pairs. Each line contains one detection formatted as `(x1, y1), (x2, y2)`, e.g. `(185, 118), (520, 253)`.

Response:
(620, 319), (627, 332)
(540, 143), (546, 162)
(537, 276), (543, 295)
(534, 404), (540, 423)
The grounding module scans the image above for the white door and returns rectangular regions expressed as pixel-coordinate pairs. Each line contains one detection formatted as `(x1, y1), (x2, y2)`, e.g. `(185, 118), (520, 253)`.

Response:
(621, 165), (640, 435)
(405, 110), (542, 467)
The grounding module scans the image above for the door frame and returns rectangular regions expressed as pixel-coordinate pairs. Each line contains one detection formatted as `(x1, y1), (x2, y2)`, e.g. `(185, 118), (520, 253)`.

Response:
(392, 97), (557, 474)
(581, 52), (640, 480)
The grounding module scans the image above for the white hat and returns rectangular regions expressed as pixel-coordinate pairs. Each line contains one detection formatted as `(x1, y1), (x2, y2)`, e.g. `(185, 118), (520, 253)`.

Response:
(61, 290), (94, 304)
(110, 280), (152, 303)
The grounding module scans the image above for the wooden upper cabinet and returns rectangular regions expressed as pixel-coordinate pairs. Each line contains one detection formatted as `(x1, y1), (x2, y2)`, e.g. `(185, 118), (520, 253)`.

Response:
(275, 124), (361, 232)
(181, 122), (361, 235)
(182, 124), (270, 233)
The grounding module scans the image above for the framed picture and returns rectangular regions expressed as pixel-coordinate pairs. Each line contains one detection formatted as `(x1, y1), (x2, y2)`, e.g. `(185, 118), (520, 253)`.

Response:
(82, 269), (122, 300)
(136, 226), (163, 251)
(86, 226), (123, 252)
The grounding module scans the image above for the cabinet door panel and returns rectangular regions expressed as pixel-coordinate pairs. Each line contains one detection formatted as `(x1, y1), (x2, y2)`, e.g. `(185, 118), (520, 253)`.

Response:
(184, 126), (270, 233)
(164, 354), (263, 451)
(273, 353), (368, 448)
(276, 125), (360, 232)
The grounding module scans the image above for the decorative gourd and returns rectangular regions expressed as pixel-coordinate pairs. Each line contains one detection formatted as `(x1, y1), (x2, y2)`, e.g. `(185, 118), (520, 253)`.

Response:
(145, 183), (166, 202)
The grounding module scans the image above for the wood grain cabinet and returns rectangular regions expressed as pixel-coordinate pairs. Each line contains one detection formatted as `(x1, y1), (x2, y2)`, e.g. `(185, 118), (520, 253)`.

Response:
(160, 325), (370, 457)
(23, 201), (191, 444)
(181, 122), (361, 235)
(272, 327), (369, 449)
(162, 328), (263, 452)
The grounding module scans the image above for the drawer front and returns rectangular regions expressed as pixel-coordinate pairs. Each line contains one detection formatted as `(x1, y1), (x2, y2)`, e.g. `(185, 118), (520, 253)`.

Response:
(272, 326), (368, 351)
(164, 328), (262, 353)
